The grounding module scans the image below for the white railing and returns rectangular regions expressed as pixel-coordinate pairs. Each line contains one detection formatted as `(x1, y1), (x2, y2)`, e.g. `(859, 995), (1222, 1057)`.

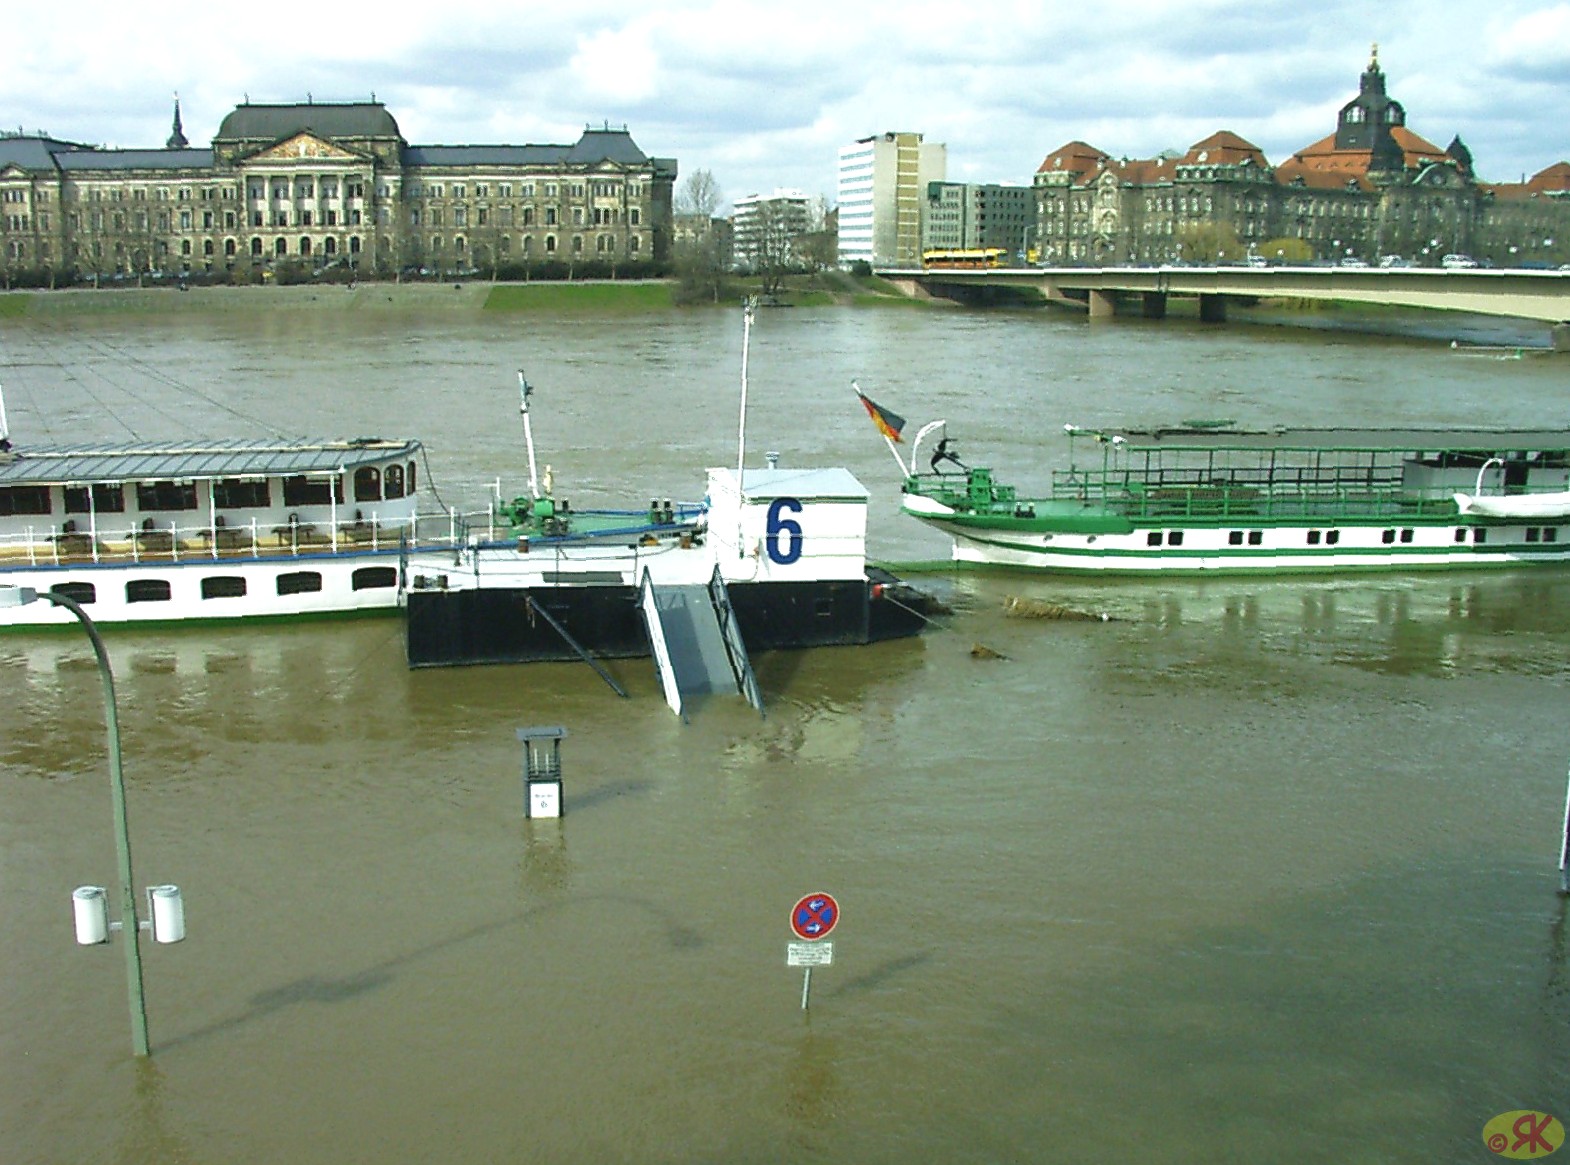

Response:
(0, 511), (472, 568)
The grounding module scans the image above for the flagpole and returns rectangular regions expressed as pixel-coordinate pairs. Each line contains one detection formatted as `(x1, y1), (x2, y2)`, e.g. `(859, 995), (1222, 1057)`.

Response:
(736, 299), (756, 557)
(852, 382), (909, 477)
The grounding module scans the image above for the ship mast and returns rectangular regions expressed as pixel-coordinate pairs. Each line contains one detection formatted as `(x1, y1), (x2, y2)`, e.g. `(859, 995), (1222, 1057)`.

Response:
(517, 371), (540, 499)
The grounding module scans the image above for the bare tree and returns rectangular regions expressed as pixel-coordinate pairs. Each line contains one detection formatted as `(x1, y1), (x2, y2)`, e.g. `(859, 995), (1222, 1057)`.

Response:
(676, 169), (723, 218)
(750, 201), (796, 299)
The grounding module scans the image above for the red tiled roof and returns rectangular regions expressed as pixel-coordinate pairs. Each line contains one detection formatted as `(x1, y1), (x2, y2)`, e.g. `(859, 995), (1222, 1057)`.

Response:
(1179, 130), (1270, 167)
(1113, 156), (1180, 185)
(1273, 159), (1373, 192)
(1036, 141), (1110, 176)
(1526, 161), (1570, 195)
(1287, 126), (1448, 174)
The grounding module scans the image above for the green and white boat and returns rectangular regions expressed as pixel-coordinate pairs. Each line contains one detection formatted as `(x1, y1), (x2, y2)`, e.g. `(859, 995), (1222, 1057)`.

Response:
(895, 422), (1570, 575)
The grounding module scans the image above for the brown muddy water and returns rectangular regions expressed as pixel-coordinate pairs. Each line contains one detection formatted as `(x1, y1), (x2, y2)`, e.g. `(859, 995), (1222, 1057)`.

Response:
(2, 302), (1568, 1163)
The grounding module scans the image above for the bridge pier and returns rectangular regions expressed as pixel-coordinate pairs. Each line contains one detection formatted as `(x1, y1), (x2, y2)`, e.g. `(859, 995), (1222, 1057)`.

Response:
(1198, 294), (1227, 324)
(1088, 289), (1117, 320)
(1142, 292), (1167, 320)
(1554, 323), (1570, 353)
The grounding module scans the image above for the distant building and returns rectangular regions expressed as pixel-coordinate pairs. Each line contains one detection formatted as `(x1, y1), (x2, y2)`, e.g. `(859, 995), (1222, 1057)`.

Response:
(1030, 47), (1570, 268)
(673, 212), (733, 265)
(0, 98), (677, 282)
(922, 182), (1034, 259)
(732, 189), (811, 269)
(837, 132), (946, 267)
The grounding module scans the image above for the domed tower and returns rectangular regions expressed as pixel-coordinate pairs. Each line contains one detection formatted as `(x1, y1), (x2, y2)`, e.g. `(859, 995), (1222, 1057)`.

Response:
(1335, 45), (1406, 173)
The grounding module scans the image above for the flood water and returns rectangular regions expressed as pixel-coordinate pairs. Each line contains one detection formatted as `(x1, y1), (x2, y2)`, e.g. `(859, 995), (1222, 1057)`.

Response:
(2, 299), (1569, 1163)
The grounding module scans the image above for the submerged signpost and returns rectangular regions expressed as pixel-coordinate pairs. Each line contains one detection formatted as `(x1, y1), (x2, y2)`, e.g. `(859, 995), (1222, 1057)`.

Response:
(1559, 766), (1570, 896)
(787, 892), (839, 1010)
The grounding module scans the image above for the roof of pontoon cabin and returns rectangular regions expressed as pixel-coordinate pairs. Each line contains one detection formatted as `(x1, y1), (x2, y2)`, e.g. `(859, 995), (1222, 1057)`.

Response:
(0, 437), (420, 487)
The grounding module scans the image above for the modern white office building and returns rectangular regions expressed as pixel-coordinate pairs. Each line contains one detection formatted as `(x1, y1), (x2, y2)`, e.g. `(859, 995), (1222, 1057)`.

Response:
(731, 188), (811, 268)
(836, 132), (946, 267)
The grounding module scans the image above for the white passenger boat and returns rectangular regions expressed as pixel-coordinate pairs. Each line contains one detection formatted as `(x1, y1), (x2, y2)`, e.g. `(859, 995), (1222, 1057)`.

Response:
(0, 425), (441, 627)
(875, 415), (1570, 575)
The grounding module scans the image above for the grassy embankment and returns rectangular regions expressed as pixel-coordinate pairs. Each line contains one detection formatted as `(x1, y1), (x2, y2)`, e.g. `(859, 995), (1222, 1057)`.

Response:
(0, 271), (924, 318)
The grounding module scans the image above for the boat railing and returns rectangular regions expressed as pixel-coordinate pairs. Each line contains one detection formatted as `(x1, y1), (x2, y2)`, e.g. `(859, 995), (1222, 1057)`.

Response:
(1053, 461), (1458, 523)
(0, 510), (476, 569)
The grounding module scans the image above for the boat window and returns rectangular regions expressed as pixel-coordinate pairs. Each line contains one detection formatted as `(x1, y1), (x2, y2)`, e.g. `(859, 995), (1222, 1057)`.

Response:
(1400, 529), (1414, 543)
(0, 485), (52, 516)
(200, 576), (247, 599)
(48, 581), (96, 604)
(1454, 528), (1467, 543)
(1547, 528), (1559, 543)
(384, 464), (405, 499)
(136, 481), (198, 511)
(1528, 528), (1541, 543)
(126, 579), (171, 603)
(1381, 529), (1396, 544)
(1146, 532), (1162, 547)
(282, 475), (340, 506)
(1326, 530), (1340, 545)
(354, 467), (382, 502)
(1167, 531), (1183, 547)
(351, 566), (397, 591)
(277, 571), (324, 595)
(64, 484), (127, 514)
(1247, 531), (1263, 546)
(1473, 529), (1488, 544)
(1228, 531), (1244, 546)
(1308, 530), (1322, 545)
(213, 479), (272, 509)
(408, 460), (417, 493)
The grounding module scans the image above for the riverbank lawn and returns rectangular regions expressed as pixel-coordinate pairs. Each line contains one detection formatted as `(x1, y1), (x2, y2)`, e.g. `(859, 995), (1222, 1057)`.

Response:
(0, 294), (29, 318)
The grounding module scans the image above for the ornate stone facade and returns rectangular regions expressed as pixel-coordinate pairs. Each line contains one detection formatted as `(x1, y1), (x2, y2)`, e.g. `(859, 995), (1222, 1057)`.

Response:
(1032, 49), (1570, 268)
(0, 99), (676, 282)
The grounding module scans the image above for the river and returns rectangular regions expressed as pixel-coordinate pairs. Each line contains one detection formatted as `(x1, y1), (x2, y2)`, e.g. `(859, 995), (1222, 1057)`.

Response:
(2, 299), (1568, 1163)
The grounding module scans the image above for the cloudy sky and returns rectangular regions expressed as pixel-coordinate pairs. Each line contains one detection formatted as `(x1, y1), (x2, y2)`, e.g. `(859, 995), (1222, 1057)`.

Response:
(6, 1), (1567, 209)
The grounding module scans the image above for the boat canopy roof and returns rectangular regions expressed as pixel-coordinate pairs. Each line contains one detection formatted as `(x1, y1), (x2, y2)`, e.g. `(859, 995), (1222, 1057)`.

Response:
(0, 436), (421, 487)
(1101, 427), (1570, 453)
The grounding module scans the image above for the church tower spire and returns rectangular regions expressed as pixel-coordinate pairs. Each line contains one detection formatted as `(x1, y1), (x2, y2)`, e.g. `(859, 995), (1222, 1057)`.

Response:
(166, 93), (189, 149)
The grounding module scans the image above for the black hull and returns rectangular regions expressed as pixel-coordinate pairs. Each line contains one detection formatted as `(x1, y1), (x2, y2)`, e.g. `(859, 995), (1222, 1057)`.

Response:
(405, 576), (933, 667)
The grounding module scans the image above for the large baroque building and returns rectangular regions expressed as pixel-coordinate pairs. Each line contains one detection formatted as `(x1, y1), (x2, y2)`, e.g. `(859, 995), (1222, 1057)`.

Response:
(0, 99), (677, 283)
(1031, 48), (1570, 268)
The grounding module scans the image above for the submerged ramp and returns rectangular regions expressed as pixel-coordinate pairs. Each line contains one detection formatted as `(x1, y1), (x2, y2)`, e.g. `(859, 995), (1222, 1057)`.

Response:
(639, 568), (763, 719)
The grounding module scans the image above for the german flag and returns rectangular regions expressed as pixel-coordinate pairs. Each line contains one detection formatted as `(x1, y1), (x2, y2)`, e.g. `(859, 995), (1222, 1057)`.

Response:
(856, 387), (906, 443)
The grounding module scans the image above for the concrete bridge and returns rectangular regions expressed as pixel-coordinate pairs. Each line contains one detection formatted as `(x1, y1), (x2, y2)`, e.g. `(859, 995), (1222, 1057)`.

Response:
(878, 265), (1570, 349)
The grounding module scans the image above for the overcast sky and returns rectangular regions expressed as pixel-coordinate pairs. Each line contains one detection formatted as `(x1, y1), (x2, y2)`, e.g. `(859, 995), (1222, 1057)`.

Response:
(6, 1), (1567, 210)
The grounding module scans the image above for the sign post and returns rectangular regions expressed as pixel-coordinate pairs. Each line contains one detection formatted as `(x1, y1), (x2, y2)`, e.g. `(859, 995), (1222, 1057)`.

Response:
(788, 892), (839, 1010)
(1559, 764), (1570, 896)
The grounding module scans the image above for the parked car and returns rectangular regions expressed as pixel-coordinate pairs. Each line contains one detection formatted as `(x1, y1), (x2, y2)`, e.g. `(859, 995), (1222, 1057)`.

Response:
(1378, 255), (1410, 268)
(1245, 255), (1269, 268)
(1442, 253), (1480, 269)
(1339, 256), (1369, 268)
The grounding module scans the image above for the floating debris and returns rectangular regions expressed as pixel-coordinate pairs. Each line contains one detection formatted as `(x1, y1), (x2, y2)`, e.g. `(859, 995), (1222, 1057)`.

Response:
(970, 643), (1008, 660)
(1002, 596), (1116, 622)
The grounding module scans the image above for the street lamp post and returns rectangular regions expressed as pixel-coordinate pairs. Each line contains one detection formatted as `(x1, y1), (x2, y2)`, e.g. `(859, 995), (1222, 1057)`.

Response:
(1, 586), (150, 1056)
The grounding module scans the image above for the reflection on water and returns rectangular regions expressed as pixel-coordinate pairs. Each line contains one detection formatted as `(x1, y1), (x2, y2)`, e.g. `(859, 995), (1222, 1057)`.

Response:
(4, 310), (1570, 1163)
